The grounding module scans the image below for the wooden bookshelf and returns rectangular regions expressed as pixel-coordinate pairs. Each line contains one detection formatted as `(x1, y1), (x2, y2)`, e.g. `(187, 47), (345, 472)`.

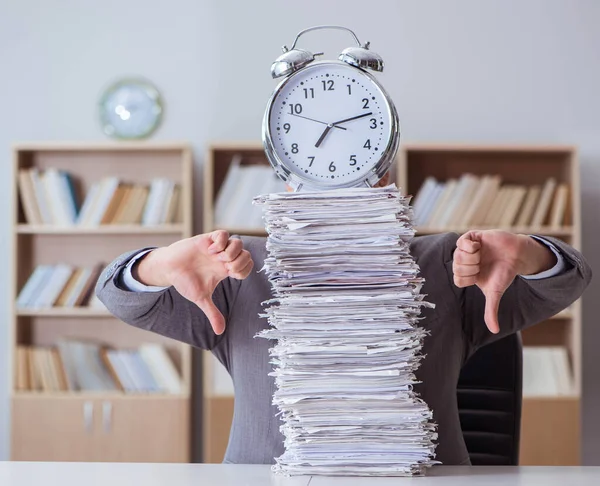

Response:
(9, 142), (194, 463)
(398, 143), (582, 466)
(202, 142), (582, 466)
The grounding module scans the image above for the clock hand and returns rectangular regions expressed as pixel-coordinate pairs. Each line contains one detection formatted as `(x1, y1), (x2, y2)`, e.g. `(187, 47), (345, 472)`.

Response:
(290, 113), (346, 130)
(315, 125), (333, 148)
(332, 112), (373, 126)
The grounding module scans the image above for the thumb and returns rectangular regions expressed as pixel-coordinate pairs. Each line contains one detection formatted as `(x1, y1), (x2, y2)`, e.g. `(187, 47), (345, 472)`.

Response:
(195, 295), (226, 335)
(483, 290), (502, 334)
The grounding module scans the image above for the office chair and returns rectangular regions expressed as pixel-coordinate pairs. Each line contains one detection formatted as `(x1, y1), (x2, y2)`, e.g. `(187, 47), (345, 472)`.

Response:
(457, 332), (523, 465)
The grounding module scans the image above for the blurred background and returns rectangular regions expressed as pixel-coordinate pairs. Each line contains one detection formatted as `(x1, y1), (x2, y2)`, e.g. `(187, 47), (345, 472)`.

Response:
(0, 0), (598, 466)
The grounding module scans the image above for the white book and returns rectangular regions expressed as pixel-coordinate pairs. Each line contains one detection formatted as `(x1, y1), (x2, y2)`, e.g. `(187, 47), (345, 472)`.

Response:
(427, 180), (457, 228)
(106, 350), (137, 393)
(32, 264), (73, 308)
(223, 165), (266, 229)
(157, 180), (176, 224)
(411, 177), (436, 225)
(29, 169), (53, 224)
(76, 182), (101, 225)
(17, 265), (53, 308)
(83, 177), (120, 226)
(438, 174), (475, 228)
(550, 347), (574, 395)
(42, 169), (68, 225)
(416, 183), (443, 227)
(523, 347), (560, 397)
(56, 171), (78, 224)
(142, 178), (167, 226)
(447, 175), (479, 228)
(139, 344), (183, 394)
(214, 156), (242, 227)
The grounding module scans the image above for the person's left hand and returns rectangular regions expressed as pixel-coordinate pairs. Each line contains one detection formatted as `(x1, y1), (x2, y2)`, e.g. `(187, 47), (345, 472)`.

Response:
(452, 230), (557, 334)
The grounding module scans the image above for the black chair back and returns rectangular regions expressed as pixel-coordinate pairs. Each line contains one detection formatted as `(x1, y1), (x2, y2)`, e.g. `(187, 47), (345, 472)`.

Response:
(457, 332), (523, 465)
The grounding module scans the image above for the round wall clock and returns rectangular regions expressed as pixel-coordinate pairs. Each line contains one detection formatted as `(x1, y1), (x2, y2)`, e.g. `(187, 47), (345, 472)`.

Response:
(99, 78), (163, 139)
(263, 26), (400, 192)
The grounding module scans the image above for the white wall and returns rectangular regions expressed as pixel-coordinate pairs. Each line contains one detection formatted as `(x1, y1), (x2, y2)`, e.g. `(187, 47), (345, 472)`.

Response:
(1, 0), (599, 462)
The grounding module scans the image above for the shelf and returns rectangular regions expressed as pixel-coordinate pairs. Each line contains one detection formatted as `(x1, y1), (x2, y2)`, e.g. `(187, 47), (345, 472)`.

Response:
(523, 395), (580, 402)
(12, 391), (190, 400)
(17, 307), (113, 317)
(221, 227), (268, 237)
(13, 141), (192, 152)
(416, 226), (574, 237)
(552, 310), (574, 320)
(17, 224), (185, 235)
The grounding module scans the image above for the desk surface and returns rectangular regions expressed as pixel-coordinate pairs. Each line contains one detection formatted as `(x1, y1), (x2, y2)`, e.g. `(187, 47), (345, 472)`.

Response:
(2, 462), (600, 485)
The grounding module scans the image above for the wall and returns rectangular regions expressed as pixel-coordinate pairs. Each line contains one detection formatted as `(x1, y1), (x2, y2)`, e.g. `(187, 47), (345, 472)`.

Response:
(0, 0), (599, 462)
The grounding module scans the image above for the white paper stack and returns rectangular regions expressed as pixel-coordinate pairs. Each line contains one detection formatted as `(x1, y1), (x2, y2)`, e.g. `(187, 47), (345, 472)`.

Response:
(254, 184), (438, 477)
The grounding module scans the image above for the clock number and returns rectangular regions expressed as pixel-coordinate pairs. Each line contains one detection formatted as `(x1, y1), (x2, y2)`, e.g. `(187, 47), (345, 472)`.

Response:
(303, 88), (314, 99)
(347, 85), (352, 95)
(291, 143), (299, 154)
(370, 118), (377, 129)
(289, 103), (303, 115)
(362, 98), (370, 109)
(329, 161), (336, 172)
(322, 80), (335, 91)
(363, 139), (371, 149)
(349, 155), (357, 166)
(283, 123), (291, 133)
(308, 156), (315, 167)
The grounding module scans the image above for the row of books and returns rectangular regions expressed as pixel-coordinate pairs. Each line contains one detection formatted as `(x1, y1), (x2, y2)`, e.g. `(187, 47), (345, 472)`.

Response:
(17, 264), (103, 309)
(412, 175), (569, 229)
(523, 346), (574, 397)
(18, 168), (181, 226)
(214, 156), (286, 230)
(15, 341), (183, 394)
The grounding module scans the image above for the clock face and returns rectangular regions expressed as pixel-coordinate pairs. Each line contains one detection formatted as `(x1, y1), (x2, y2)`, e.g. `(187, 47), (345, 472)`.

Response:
(99, 79), (163, 139)
(265, 61), (396, 188)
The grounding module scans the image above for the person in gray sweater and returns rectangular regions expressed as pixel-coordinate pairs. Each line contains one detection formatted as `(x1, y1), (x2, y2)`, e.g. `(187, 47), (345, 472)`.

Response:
(96, 217), (591, 465)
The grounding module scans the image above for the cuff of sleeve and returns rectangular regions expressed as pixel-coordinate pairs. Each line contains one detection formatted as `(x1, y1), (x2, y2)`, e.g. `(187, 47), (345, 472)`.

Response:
(520, 235), (567, 280)
(120, 249), (169, 292)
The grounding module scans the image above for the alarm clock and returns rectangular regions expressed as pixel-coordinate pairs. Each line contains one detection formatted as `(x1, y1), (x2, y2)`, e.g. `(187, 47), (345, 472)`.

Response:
(99, 78), (163, 139)
(262, 25), (400, 191)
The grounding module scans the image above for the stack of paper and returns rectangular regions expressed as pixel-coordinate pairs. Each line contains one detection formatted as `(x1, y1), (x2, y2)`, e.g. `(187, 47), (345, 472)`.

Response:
(254, 185), (438, 476)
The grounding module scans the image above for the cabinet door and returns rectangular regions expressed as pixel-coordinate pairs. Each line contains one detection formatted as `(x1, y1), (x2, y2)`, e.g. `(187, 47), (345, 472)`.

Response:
(96, 397), (190, 462)
(11, 396), (96, 461)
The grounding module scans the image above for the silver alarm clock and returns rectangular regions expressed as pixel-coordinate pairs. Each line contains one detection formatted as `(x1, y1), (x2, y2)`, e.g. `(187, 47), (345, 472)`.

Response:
(262, 26), (400, 192)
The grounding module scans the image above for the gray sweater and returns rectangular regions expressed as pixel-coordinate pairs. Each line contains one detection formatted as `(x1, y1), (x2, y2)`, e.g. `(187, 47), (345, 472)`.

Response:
(95, 233), (591, 465)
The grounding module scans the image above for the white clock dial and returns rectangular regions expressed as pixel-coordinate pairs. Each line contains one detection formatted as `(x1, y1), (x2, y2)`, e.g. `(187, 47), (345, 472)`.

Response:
(266, 61), (395, 187)
(99, 79), (163, 139)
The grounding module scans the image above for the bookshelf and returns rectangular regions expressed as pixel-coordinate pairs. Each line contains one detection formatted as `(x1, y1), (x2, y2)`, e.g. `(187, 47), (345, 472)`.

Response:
(398, 143), (582, 466)
(203, 142), (582, 466)
(9, 142), (194, 462)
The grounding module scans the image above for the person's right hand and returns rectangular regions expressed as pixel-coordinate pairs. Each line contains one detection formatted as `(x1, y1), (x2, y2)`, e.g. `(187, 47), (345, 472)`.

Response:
(135, 230), (253, 335)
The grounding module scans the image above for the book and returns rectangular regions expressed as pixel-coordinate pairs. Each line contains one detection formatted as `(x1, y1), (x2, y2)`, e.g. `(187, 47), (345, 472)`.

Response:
(100, 184), (129, 224)
(29, 168), (53, 224)
(550, 183), (569, 228)
(498, 185), (527, 227)
(18, 169), (43, 224)
(515, 185), (541, 227)
(530, 178), (557, 227)
(139, 344), (183, 394)
(426, 179), (457, 228)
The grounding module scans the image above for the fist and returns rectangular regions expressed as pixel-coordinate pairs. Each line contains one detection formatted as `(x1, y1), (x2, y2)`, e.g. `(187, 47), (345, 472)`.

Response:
(137, 230), (254, 335)
(452, 230), (556, 334)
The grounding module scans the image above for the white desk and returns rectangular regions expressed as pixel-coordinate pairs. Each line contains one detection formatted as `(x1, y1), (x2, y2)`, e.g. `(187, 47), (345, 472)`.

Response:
(1, 462), (600, 485)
